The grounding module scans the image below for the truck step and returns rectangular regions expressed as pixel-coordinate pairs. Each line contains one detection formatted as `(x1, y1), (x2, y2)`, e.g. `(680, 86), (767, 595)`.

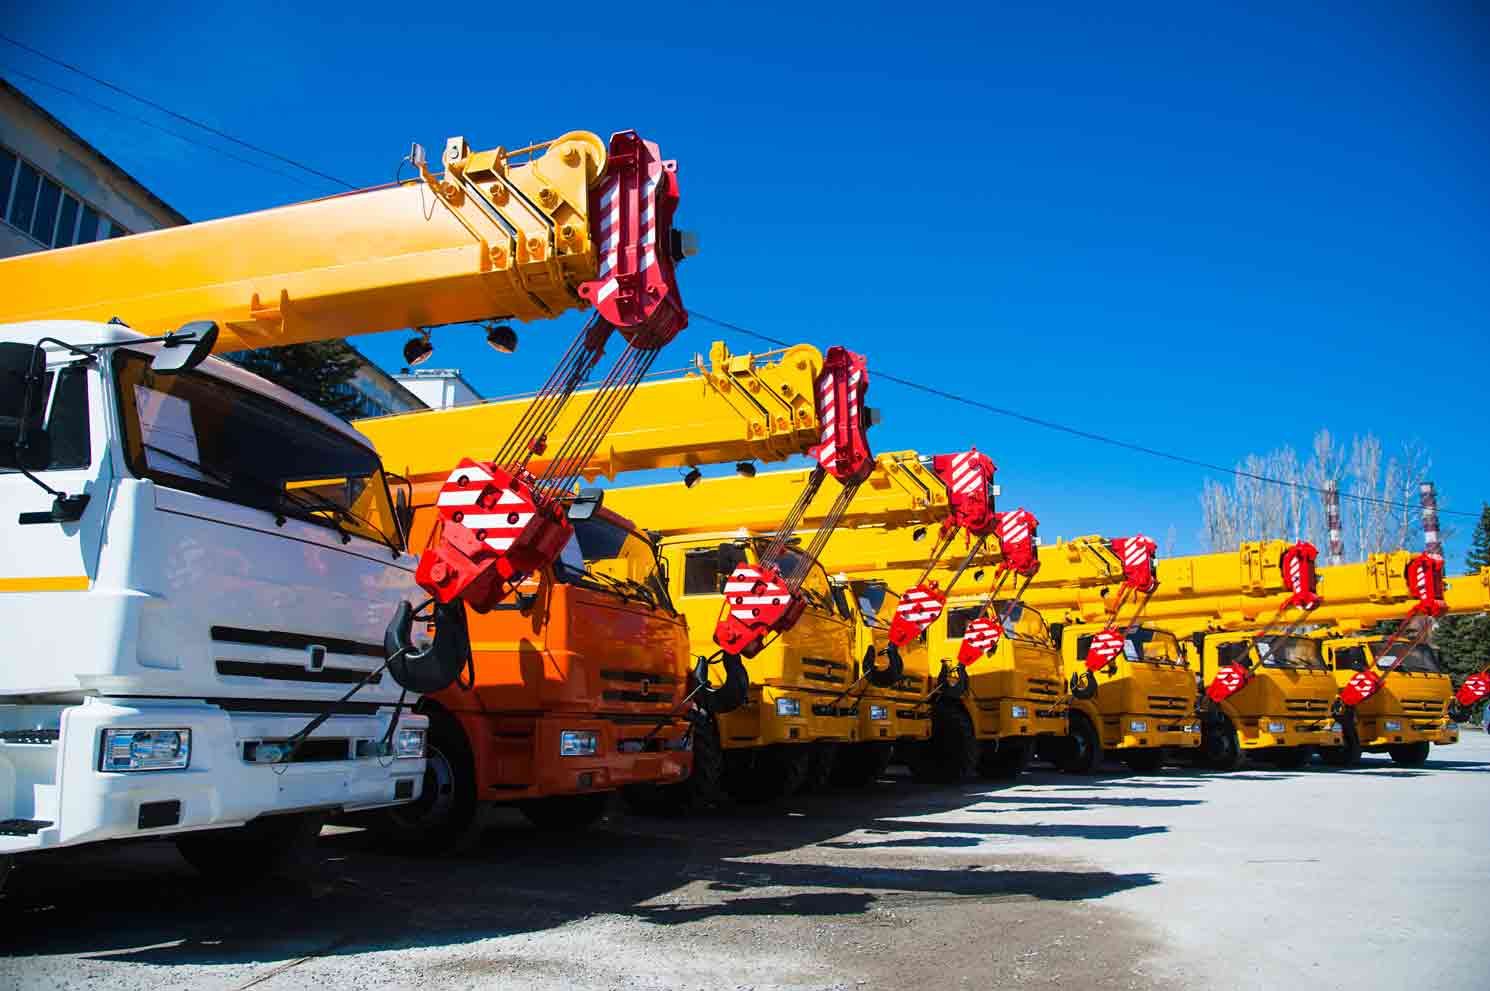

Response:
(0, 729), (60, 745)
(0, 818), (54, 836)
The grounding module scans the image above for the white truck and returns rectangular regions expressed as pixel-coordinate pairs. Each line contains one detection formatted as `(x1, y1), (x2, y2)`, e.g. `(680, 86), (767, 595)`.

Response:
(0, 320), (429, 887)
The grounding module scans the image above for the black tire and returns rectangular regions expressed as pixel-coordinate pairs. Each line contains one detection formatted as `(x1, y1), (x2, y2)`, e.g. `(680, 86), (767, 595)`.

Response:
(623, 712), (724, 816)
(907, 703), (978, 784)
(1059, 712), (1103, 774)
(724, 744), (811, 803)
(1388, 741), (1431, 767)
(1264, 746), (1311, 769)
(1122, 748), (1165, 773)
(802, 741), (839, 792)
(829, 741), (894, 787)
(518, 792), (611, 831)
(375, 708), (479, 852)
(1200, 714), (1244, 771)
(175, 810), (326, 884)
(1319, 715), (1362, 768)
(977, 738), (1032, 780)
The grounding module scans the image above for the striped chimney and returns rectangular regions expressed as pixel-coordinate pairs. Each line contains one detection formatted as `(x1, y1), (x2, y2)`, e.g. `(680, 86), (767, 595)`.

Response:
(1420, 482), (1443, 559)
(1324, 480), (1345, 565)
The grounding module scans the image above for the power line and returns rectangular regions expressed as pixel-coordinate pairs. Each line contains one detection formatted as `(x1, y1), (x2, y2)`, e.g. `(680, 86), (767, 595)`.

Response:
(0, 33), (356, 190)
(690, 310), (1482, 521)
(1, 66), (314, 186)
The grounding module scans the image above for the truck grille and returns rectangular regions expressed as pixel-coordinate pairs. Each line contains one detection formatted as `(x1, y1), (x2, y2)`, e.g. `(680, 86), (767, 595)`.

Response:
(599, 668), (677, 705)
(1400, 698), (1445, 716)
(0, 728), (60, 744)
(1027, 678), (1060, 698)
(1285, 698), (1330, 714)
(216, 660), (382, 685)
(1147, 695), (1190, 712)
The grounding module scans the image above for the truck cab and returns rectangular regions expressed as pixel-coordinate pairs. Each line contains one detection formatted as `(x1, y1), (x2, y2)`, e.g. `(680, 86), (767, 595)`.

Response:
(1194, 630), (1343, 769)
(1047, 624), (1202, 773)
(839, 578), (932, 782)
(1319, 635), (1457, 766)
(387, 494), (691, 842)
(907, 598), (1066, 781)
(0, 321), (427, 882)
(659, 532), (859, 802)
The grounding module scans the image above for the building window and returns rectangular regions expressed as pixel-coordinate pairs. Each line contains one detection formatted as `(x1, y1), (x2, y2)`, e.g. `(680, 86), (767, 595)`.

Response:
(54, 192), (79, 248)
(0, 144), (130, 248)
(9, 159), (40, 234)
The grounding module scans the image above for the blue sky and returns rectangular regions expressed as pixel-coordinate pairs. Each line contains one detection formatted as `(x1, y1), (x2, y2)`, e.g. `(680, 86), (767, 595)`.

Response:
(6, 2), (1487, 565)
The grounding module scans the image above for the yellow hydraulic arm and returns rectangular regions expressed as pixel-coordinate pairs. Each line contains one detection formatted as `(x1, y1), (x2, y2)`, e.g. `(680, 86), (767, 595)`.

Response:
(0, 132), (619, 352)
(357, 341), (828, 487)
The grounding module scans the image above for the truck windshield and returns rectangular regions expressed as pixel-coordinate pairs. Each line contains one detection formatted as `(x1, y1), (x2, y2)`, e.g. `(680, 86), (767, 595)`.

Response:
(555, 515), (671, 609)
(1255, 635), (1326, 670)
(1122, 628), (1185, 665)
(1371, 640), (1442, 674)
(112, 352), (402, 551)
(852, 581), (892, 629)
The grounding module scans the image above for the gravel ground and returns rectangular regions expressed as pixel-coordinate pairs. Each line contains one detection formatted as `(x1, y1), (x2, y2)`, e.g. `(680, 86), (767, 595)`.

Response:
(3, 732), (1486, 990)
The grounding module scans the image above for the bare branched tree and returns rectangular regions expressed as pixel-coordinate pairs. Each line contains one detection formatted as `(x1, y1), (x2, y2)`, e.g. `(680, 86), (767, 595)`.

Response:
(1199, 431), (1437, 560)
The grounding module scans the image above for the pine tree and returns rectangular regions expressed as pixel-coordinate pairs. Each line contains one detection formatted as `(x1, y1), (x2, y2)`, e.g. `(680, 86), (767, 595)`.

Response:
(1434, 504), (1490, 693)
(227, 341), (365, 420)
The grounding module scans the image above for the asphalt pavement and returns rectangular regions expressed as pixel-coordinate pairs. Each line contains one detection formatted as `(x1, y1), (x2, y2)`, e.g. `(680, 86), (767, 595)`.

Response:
(3, 733), (1486, 990)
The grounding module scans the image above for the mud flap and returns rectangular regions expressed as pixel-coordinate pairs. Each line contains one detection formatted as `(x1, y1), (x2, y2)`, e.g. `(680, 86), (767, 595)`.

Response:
(384, 599), (474, 694)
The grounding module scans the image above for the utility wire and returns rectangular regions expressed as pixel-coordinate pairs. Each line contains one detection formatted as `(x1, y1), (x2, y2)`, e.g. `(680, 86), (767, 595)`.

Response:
(1, 66), (313, 186)
(690, 310), (1482, 521)
(0, 33), (356, 190)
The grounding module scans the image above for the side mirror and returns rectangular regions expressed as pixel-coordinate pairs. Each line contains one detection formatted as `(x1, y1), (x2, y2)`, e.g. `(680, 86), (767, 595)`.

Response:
(1, 342), (49, 469)
(567, 487), (604, 522)
(150, 321), (219, 374)
(386, 473), (414, 537)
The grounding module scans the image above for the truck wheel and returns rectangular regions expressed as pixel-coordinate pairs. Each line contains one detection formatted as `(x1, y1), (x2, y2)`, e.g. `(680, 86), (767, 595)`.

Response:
(1388, 741), (1431, 767)
(1122, 748), (1165, 773)
(518, 792), (611, 831)
(377, 709), (479, 852)
(802, 741), (839, 792)
(1059, 712), (1103, 774)
(908, 704), (977, 784)
(1201, 715), (1244, 771)
(725, 744), (810, 803)
(1265, 746), (1311, 769)
(830, 742), (894, 787)
(175, 810), (326, 884)
(624, 712), (724, 816)
(1319, 717), (1362, 767)
(977, 738), (1032, 779)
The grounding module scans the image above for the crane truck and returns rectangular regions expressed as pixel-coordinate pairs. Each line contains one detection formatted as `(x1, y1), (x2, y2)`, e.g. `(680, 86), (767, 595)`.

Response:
(651, 451), (1061, 783)
(0, 127), (687, 880)
(356, 341), (875, 819)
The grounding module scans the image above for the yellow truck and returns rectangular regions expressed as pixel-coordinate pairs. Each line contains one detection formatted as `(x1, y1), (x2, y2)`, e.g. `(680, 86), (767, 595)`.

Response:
(1318, 634), (1458, 765)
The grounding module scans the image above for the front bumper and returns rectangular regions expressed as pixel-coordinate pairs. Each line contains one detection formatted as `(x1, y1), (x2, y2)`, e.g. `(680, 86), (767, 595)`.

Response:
(716, 686), (859, 749)
(469, 713), (691, 801)
(859, 693), (931, 743)
(1236, 715), (1341, 750)
(0, 697), (426, 855)
(972, 697), (1066, 741)
(1358, 716), (1459, 750)
(1107, 714), (1202, 751)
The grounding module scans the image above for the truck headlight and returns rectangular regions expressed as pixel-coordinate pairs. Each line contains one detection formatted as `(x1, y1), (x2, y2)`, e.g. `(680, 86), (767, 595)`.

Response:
(1184, 723), (1201, 734)
(560, 730), (598, 756)
(394, 728), (426, 759)
(101, 729), (190, 772)
(1266, 721), (1286, 734)
(1331, 722), (1343, 733)
(1128, 719), (1148, 733)
(775, 697), (801, 717)
(869, 705), (888, 721)
(1009, 705), (1029, 720)
(1384, 719), (1402, 732)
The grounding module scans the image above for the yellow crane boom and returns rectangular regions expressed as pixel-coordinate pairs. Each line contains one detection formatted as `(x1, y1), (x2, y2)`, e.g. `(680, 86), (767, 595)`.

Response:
(0, 132), (616, 352)
(356, 341), (829, 487)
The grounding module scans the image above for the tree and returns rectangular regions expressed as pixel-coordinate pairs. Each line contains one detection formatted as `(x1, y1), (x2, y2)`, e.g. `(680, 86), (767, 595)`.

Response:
(1198, 430), (1443, 560)
(1434, 504), (1490, 692)
(227, 341), (365, 420)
